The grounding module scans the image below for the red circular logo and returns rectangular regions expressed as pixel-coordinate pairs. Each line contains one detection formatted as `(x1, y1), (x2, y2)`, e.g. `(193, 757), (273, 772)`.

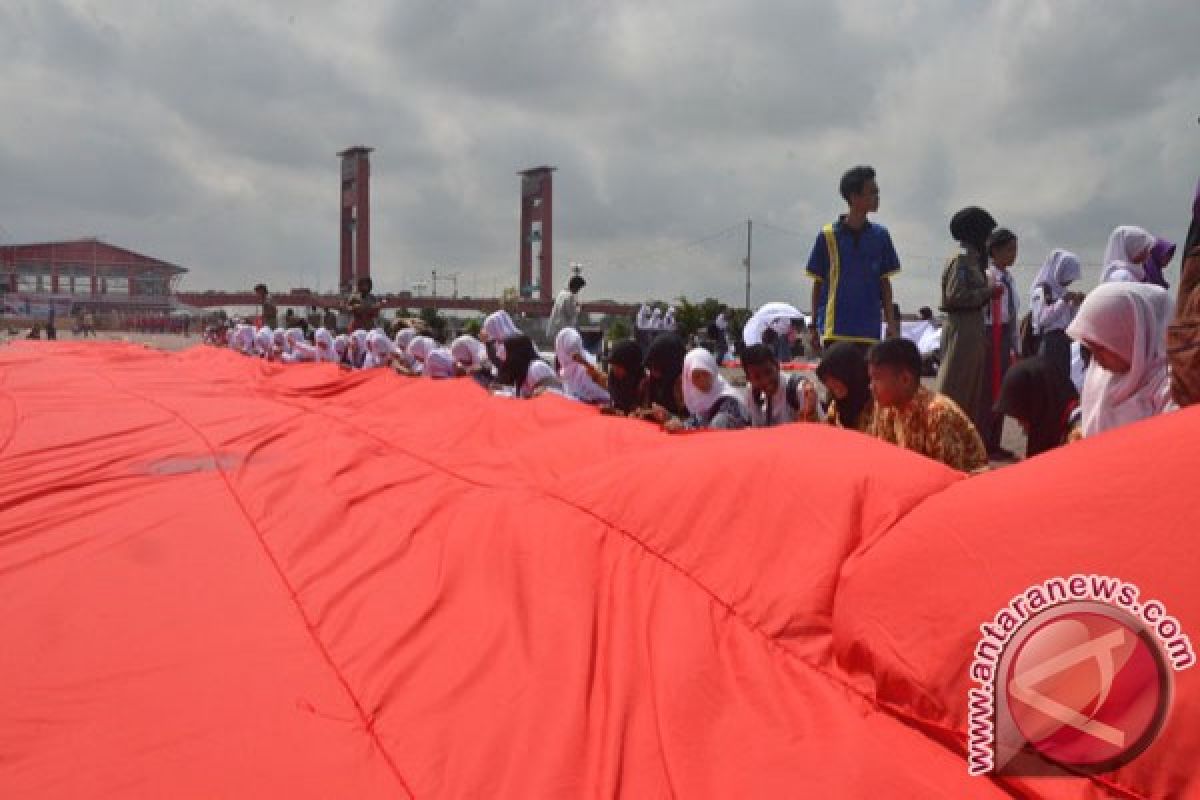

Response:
(1005, 606), (1169, 770)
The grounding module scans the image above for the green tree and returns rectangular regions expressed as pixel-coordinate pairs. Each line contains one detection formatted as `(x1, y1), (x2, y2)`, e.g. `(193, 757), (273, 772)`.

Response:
(419, 307), (448, 340)
(464, 317), (483, 337)
(607, 316), (631, 344)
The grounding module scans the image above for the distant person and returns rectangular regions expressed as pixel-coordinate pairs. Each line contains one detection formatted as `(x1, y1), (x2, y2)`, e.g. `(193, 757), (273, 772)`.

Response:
(46, 308), (57, 340)
(806, 165), (901, 349)
(936, 206), (999, 437)
(710, 306), (730, 364)
(547, 275), (586, 342)
(981, 227), (1020, 459)
(346, 277), (380, 332)
(1144, 238), (1177, 289)
(993, 357), (1082, 458)
(1067, 282), (1175, 437)
(1029, 249), (1083, 388)
(1099, 226), (1156, 284)
(322, 307), (338, 333)
(254, 283), (278, 328)
(869, 337), (988, 473)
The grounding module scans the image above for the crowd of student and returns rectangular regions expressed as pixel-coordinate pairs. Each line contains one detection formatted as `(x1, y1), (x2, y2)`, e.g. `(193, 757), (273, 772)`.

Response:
(209, 164), (1199, 476)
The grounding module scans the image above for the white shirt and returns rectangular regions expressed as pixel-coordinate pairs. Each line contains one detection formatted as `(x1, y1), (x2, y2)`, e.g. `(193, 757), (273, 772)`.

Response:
(984, 266), (1019, 326)
(547, 290), (579, 333)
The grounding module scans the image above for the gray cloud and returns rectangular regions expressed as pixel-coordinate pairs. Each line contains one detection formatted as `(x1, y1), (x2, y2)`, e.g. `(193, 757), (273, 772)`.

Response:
(1, 0), (1198, 314)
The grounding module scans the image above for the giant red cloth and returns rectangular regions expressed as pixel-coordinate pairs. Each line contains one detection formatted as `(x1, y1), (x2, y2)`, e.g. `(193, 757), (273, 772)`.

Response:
(0, 342), (1196, 798)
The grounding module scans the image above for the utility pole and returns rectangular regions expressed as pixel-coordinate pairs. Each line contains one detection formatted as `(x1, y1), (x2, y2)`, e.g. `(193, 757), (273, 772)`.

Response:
(744, 218), (752, 309)
(432, 269), (437, 300)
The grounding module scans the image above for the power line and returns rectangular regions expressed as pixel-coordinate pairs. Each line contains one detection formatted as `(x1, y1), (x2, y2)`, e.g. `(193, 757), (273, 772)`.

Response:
(603, 222), (746, 271)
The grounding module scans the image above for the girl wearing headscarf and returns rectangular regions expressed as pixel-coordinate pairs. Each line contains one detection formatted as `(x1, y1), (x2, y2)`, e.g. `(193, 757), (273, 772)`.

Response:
(606, 340), (645, 414)
(394, 327), (417, 354)
(254, 326), (274, 359)
(361, 329), (397, 369)
(555, 327), (610, 405)
(349, 329), (370, 369)
(662, 348), (748, 431)
(231, 324), (256, 355)
(1029, 248), (1083, 387)
(1066, 282), (1175, 437)
(423, 347), (459, 379)
(481, 310), (523, 371)
(648, 308), (664, 330)
(451, 335), (492, 388)
(495, 335), (541, 393)
(333, 334), (352, 367)
(313, 327), (339, 363)
(636, 332), (687, 419)
(282, 328), (319, 363)
(936, 206), (999, 435)
(1100, 225), (1156, 284)
(663, 306), (677, 332)
(405, 335), (436, 375)
(993, 357), (1081, 457)
(519, 360), (564, 398)
(815, 342), (875, 432)
(1144, 239), (1177, 289)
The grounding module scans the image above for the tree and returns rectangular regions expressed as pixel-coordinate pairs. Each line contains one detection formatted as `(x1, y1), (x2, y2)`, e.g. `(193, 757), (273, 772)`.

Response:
(465, 317), (483, 337)
(671, 296), (726, 340)
(419, 307), (448, 341)
(607, 317), (631, 344)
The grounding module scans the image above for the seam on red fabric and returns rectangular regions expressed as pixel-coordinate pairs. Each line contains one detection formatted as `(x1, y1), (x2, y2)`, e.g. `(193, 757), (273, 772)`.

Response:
(232, 357), (1145, 798)
(87, 364), (417, 800)
(76, 348), (1144, 799)
(536, 486), (1147, 800)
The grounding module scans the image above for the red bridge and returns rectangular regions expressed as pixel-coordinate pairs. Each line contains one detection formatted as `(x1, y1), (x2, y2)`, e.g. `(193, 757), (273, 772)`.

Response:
(175, 291), (639, 318)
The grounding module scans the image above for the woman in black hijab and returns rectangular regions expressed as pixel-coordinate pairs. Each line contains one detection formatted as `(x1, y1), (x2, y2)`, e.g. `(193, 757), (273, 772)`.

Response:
(815, 342), (874, 431)
(637, 333), (687, 418)
(993, 356), (1081, 457)
(937, 206), (1000, 436)
(606, 340), (645, 413)
(495, 335), (540, 391)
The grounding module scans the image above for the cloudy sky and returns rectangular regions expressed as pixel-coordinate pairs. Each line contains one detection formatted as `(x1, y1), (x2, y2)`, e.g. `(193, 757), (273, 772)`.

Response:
(2, 0), (1198, 311)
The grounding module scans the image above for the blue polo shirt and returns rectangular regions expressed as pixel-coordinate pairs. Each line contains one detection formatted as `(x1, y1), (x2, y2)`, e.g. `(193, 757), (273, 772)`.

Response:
(806, 217), (901, 343)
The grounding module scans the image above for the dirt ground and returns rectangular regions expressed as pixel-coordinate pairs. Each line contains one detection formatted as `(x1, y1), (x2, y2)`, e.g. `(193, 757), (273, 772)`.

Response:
(1, 331), (1028, 464)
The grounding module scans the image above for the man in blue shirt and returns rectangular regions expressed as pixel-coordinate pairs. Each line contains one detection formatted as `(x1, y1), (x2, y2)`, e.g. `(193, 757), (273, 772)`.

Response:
(807, 165), (901, 349)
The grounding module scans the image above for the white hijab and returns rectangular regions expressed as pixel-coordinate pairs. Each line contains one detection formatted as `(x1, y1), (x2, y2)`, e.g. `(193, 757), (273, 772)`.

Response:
(681, 348), (741, 417)
(663, 306), (677, 330)
(520, 360), (560, 398)
(649, 309), (663, 329)
(314, 327), (338, 363)
(451, 335), (487, 370)
(333, 334), (350, 363)
(424, 347), (458, 379)
(1100, 226), (1155, 283)
(394, 328), (417, 352)
(361, 329), (396, 368)
(743, 302), (803, 347)
(555, 327), (610, 405)
(1030, 250), (1082, 334)
(231, 324), (256, 355)
(636, 304), (652, 329)
(1066, 282), (1174, 436)
(406, 336), (436, 374)
(481, 310), (521, 342)
(254, 326), (273, 358)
